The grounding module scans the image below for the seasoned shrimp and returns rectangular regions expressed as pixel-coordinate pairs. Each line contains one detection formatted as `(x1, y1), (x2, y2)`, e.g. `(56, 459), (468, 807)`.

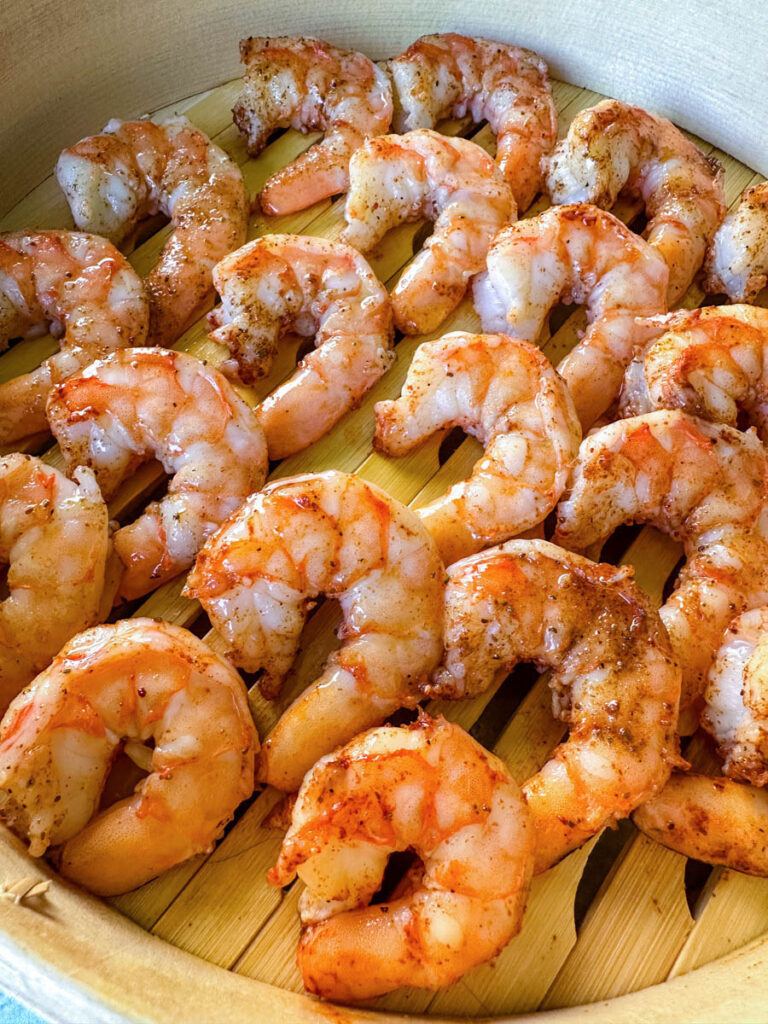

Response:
(634, 773), (768, 876)
(387, 34), (556, 210)
(56, 117), (248, 346)
(546, 99), (724, 302)
(207, 234), (394, 459)
(46, 348), (267, 602)
(432, 539), (680, 873)
(234, 37), (393, 216)
(634, 770), (768, 876)
(473, 204), (668, 428)
(184, 471), (444, 792)
(702, 607), (768, 785)
(553, 410), (768, 732)
(704, 182), (768, 302)
(0, 618), (257, 895)
(374, 332), (581, 565)
(269, 713), (533, 1002)
(342, 129), (515, 335)
(619, 305), (768, 438)
(634, 607), (768, 875)
(0, 454), (110, 711)
(0, 231), (148, 444)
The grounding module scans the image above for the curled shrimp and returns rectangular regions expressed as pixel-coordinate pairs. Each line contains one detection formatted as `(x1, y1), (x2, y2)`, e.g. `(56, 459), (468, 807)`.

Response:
(553, 410), (768, 732)
(0, 618), (257, 895)
(432, 539), (681, 874)
(619, 305), (768, 438)
(0, 230), (148, 445)
(207, 234), (394, 459)
(184, 470), (444, 793)
(269, 713), (533, 1002)
(387, 34), (556, 210)
(233, 37), (393, 216)
(374, 331), (581, 565)
(704, 181), (768, 302)
(0, 454), (110, 711)
(473, 204), (669, 429)
(56, 117), (248, 346)
(635, 607), (768, 875)
(46, 348), (268, 602)
(545, 99), (724, 303)
(342, 128), (515, 335)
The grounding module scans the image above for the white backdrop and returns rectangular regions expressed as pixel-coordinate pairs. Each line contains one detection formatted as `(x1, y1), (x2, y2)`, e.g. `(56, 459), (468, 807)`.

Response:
(1, 0), (765, 216)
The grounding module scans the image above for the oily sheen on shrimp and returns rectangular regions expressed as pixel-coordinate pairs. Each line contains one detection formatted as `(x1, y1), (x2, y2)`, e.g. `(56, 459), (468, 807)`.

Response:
(473, 203), (669, 429)
(0, 230), (149, 444)
(0, 454), (110, 711)
(56, 117), (248, 346)
(184, 470), (444, 792)
(234, 36), (393, 216)
(374, 332), (581, 565)
(270, 714), (533, 1002)
(0, 619), (257, 896)
(635, 606), (768, 876)
(433, 539), (681, 874)
(208, 234), (395, 459)
(47, 348), (268, 602)
(545, 98), (725, 302)
(619, 305), (768, 438)
(554, 409), (768, 732)
(387, 33), (556, 210)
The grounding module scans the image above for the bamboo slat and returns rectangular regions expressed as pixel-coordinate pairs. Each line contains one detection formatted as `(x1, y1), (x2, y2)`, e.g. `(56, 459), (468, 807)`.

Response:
(2, 67), (767, 1021)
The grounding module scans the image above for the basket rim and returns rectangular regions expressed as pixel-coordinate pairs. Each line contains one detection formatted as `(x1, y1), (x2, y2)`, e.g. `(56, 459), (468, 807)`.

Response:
(0, 830), (766, 1024)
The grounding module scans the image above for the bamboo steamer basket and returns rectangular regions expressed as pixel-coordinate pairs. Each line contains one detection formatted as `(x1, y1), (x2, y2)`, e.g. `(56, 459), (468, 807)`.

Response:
(2, 1), (768, 1021)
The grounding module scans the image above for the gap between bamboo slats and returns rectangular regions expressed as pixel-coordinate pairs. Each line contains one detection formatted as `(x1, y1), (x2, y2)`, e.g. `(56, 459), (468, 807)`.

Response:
(1, 71), (767, 1018)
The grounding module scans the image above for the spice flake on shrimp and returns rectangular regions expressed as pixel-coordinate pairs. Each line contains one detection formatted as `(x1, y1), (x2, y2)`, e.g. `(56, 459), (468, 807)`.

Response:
(473, 203), (669, 429)
(342, 128), (515, 335)
(545, 99), (724, 302)
(208, 234), (394, 459)
(374, 331), (580, 565)
(57, 117), (248, 346)
(184, 470), (444, 792)
(234, 36), (393, 216)
(388, 33), (556, 210)
(635, 607), (768, 876)
(270, 713), (533, 1002)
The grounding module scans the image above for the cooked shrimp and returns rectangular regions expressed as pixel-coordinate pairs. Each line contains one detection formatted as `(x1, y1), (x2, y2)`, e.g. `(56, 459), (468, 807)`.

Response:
(702, 607), (768, 785)
(184, 470), (444, 792)
(553, 410), (768, 732)
(0, 454), (110, 711)
(374, 332), (580, 565)
(633, 773), (768, 876)
(619, 305), (768, 438)
(233, 37), (393, 216)
(0, 231), (148, 444)
(704, 181), (768, 302)
(207, 234), (394, 459)
(473, 204), (668, 428)
(269, 713), (532, 1002)
(635, 605), (768, 875)
(432, 539), (680, 873)
(342, 129), (515, 335)
(46, 348), (267, 602)
(546, 99), (725, 303)
(0, 618), (257, 895)
(56, 117), (248, 346)
(387, 34), (556, 210)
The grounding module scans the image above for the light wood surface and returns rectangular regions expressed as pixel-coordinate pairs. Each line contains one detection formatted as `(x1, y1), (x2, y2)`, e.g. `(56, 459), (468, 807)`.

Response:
(1, 13), (768, 1023)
